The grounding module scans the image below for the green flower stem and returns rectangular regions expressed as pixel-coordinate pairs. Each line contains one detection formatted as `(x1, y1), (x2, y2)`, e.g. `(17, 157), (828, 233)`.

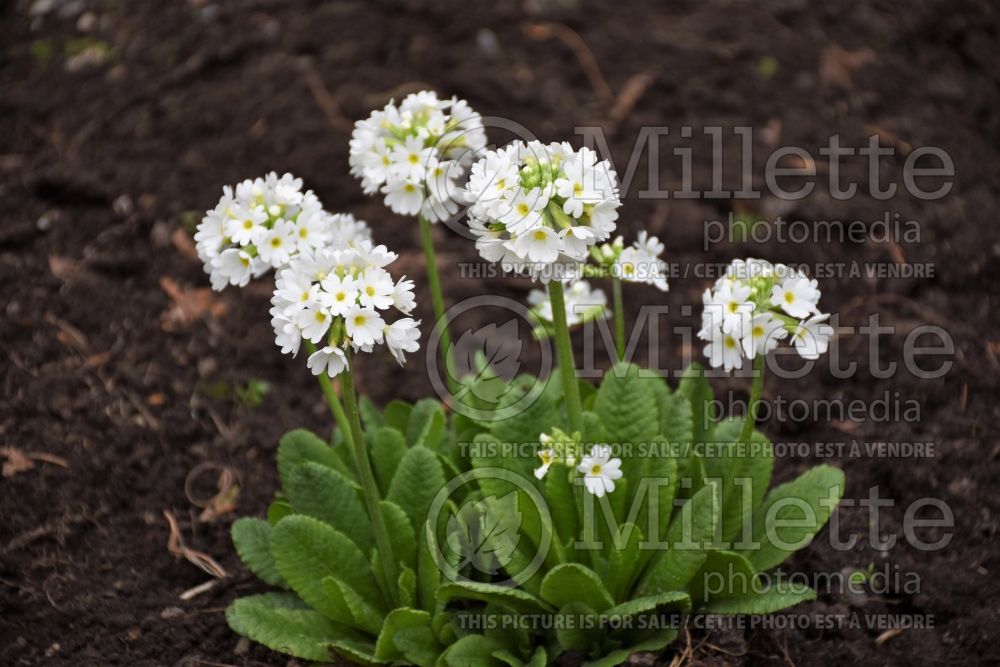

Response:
(304, 340), (353, 450)
(340, 355), (400, 605)
(418, 214), (458, 395)
(548, 281), (584, 435)
(611, 277), (626, 362)
(740, 353), (766, 445)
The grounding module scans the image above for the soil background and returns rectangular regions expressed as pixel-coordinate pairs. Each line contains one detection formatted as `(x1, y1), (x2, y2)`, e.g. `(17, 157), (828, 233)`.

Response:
(2, 0), (999, 665)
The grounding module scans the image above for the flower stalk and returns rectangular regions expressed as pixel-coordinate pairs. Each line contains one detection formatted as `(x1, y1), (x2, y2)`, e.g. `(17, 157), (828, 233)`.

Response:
(304, 340), (354, 450)
(740, 352), (766, 445)
(419, 214), (458, 395)
(547, 281), (584, 435)
(611, 277), (626, 362)
(340, 353), (399, 605)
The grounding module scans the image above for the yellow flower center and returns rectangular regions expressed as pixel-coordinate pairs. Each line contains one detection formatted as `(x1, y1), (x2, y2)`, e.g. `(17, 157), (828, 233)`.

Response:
(533, 230), (547, 241)
(784, 292), (795, 303)
(591, 464), (602, 475)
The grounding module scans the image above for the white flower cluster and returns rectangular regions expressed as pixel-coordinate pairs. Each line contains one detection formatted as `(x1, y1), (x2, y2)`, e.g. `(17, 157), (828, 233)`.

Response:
(527, 280), (609, 335)
(465, 141), (621, 282)
(269, 241), (420, 377)
(196, 172), (372, 291)
(698, 258), (834, 372)
(349, 91), (487, 222)
(597, 231), (669, 291)
(534, 432), (623, 498)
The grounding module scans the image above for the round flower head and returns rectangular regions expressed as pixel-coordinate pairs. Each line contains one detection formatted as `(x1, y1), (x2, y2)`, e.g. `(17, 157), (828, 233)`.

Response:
(527, 280), (609, 339)
(196, 173), (372, 291)
(698, 258), (833, 370)
(465, 141), (621, 283)
(349, 91), (487, 222)
(270, 240), (420, 374)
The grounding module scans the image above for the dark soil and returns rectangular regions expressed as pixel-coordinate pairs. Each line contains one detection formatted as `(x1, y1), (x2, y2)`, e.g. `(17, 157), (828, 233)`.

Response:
(2, 0), (998, 665)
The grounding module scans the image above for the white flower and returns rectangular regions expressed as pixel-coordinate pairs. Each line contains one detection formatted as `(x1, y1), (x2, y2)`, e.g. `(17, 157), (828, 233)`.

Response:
(614, 232), (669, 292)
(350, 91), (487, 222)
(705, 328), (745, 372)
(464, 140), (621, 282)
(771, 275), (820, 319)
(270, 244), (420, 367)
(791, 313), (834, 359)
(384, 318), (421, 365)
(699, 257), (835, 371)
(345, 306), (384, 348)
(577, 444), (623, 497)
(307, 345), (348, 378)
(196, 173), (368, 290)
(319, 273), (358, 317)
(534, 448), (555, 480)
(741, 312), (788, 358)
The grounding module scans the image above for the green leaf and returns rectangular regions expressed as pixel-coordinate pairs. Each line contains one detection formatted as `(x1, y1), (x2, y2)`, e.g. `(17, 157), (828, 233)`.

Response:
(372, 426), (408, 496)
(360, 395), (384, 431)
(322, 576), (384, 635)
(701, 418), (774, 543)
(555, 601), (598, 653)
(388, 446), (447, 532)
(398, 565), (417, 609)
(226, 593), (342, 662)
(703, 582), (816, 614)
(375, 608), (439, 664)
(489, 375), (560, 446)
(270, 515), (383, 624)
(745, 465), (845, 571)
(581, 631), (679, 667)
(677, 363), (717, 447)
(594, 362), (660, 447)
(418, 521), (441, 612)
(381, 500), (418, 573)
(407, 398), (446, 449)
(638, 482), (720, 596)
(606, 523), (643, 602)
(277, 429), (351, 488)
(437, 581), (550, 614)
(581, 411), (607, 443)
(688, 550), (758, 604)
(231, 517), (285, 588)
(540, 563), (614, 613)
(545, 466), (579, 547)
(285, 462), (373, 554)
(439, 634), (505, 667)
(603, 590), (692, 618)
(384, 399), (413, 433)
(660, 391), (694, 450)
(266, 498), (292, 526)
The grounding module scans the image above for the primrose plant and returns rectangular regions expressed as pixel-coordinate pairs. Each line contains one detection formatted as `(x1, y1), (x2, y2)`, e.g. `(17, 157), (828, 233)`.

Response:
(350, 91), (487, 394)
(196, 128), (846, 664)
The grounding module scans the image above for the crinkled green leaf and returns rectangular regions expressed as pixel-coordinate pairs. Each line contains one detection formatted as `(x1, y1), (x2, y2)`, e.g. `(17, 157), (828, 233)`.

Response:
(388, 445), (446, 532)
(380, 499), (418, 573)
(372, 426), (407, 496)
(374, 608), (438, 664)
(384, 399), (412, 433)
(285, 462), (373, 554)
(745, 465), (844, 571)
(540, 563), (614, 613)
(703, 418), (774, 542)
(677, 363), (717, 447)
(555, 601), (599, 653)
(638, 482), (720, 596)
(231, 517), (286, 588)
(688, 550), (758, 605)
(322, 576), (384, 635)
(702, 582), (816, 614)
(406, 398), (446, 449)
(437, 581), (550, 614)
(277, 428), (351, 487)
(226, 592), (346, 662)
(270, 515), (383, 623)
(440, 633), (505, 667)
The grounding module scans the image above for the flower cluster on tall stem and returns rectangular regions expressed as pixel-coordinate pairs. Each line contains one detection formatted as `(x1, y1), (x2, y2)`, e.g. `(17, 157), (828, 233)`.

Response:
(195, 172), (371, 290)
(465, 141), (620, 283)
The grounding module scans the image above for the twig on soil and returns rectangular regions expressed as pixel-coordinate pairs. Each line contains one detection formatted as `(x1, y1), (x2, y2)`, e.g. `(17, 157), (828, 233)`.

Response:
(523, 22), (614, 106)
(0, 447), (69, 477)
(875, 627), (904, 645)
(2, 513), (91, 556)
(184, 462), (241, 522)
(296, 57), (355, 134)
(163, 510), (228, 579)
(608, 70), (656, 125)
(179, 578), (222, 601)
